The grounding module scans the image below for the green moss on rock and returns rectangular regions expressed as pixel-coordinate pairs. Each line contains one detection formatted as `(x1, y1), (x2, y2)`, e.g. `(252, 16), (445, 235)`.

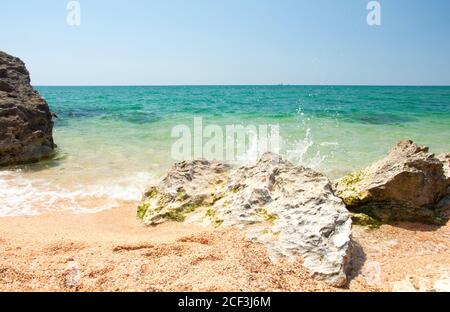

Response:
(176, 188), (188, 201)
(261, 229), (281, 236)
(336, 170), (371, 207)
(163, 209), (187, 222)
(351, 213), (382, 229)
(144, 187), (159, 198)
(340, 170), (365, 188)
(137, 203), (150, 220)
(161, 203), (200, 223)
(205, 208), (215, 218)
(214, 219), (224, 228)
(204, 208), (224, 228)
(256, 208), (278, 222)
(340, 190), (370, 206)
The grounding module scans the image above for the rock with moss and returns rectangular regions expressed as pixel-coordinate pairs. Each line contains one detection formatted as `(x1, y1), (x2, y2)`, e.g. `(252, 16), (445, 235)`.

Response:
(351, 213), (382, 229)
(335, 140), (449, 224)
(138, 153), (352, 287)
(139, 160), (230, 225)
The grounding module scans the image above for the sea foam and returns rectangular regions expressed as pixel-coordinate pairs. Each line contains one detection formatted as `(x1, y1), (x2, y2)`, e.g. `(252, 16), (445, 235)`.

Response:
(0, 170), (154, 217)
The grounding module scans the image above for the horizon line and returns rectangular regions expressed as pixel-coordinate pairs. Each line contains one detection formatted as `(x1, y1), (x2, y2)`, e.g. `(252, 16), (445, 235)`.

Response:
(34, 84), (450, 87)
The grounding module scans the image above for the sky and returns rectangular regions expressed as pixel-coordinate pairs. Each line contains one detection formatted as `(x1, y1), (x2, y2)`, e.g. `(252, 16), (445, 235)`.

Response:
(1, 0), (450, 86)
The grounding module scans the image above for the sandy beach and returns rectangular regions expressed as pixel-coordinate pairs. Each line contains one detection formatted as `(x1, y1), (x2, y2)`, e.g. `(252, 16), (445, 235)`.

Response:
(0, 202), (448, 292)
(0, 203), (334, 292)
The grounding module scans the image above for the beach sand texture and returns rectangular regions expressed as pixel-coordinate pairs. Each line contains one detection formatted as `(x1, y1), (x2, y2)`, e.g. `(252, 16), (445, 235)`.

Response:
(0, 203), (448, 292)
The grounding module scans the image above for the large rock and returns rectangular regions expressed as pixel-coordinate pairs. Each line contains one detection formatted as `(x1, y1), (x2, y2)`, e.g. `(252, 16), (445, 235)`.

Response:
(438, 153), (450, 182)
(335, 140), (449, 224)
(436, 153), (450, 217)
(138, 153), (352, 287)
(0, 51), (55, 166)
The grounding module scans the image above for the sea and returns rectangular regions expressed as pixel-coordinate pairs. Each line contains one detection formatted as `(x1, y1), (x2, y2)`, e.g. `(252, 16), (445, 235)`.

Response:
(1, 85), (449, 216)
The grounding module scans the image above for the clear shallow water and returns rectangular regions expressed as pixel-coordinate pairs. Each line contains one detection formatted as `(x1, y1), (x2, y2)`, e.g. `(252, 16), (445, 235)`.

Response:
(1, 86), (449, 216)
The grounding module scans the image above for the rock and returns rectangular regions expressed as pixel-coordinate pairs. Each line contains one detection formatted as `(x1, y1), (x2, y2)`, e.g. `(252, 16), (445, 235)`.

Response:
(351, 213), (382, 229)
(335, 140), (449, 224)
(0, 51), (55, 166)
(392, 276), (430, 292)
(138, 159), (231, 223)
(139, 153), (352, 287)
(436, 154), (450, 217)
(393, 275), (435, 292)
(361, 261), (382, 286)
(393, 271), (450, 292)
(438, 153), (450, 183)
(63, 261), (81, 288)
(392, 279), (417, 292)
(433, 271), (450, 292)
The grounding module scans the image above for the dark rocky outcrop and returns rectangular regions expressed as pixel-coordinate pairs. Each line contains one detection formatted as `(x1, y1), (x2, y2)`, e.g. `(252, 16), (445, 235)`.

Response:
(0, 51), (55, 166)
(334, 140), (449, 224)
(138, 153), (352, 287)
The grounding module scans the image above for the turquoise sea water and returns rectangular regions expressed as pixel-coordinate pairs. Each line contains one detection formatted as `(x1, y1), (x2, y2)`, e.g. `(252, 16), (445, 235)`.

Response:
(1, 86), (449, 216)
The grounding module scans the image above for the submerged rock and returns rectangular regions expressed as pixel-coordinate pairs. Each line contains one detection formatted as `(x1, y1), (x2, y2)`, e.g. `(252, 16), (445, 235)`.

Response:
(0, 51), (55, 166)
(138, 153), (352, 287)
(335, 140), (449, 224)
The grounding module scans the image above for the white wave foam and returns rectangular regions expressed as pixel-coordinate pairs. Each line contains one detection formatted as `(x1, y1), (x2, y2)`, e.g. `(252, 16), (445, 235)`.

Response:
(320, 141), (339, 147)
(0, 170), (154, 217)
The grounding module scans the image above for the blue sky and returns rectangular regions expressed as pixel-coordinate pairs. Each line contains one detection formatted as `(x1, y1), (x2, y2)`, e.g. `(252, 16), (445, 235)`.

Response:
(2, 0), (450, 85)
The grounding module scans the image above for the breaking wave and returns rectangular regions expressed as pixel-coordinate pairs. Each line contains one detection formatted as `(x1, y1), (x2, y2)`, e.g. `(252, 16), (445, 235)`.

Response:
(0, 170), (154, 217)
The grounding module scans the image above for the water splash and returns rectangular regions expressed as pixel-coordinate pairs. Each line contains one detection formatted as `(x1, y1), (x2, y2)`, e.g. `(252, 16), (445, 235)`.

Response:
(285, 128), (326, 170)
(235, 131), (260, 165)
(283, 100), (327, 170)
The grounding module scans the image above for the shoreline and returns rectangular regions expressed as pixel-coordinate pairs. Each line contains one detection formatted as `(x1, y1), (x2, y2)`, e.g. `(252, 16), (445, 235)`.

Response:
(1, 141), (449, 292)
